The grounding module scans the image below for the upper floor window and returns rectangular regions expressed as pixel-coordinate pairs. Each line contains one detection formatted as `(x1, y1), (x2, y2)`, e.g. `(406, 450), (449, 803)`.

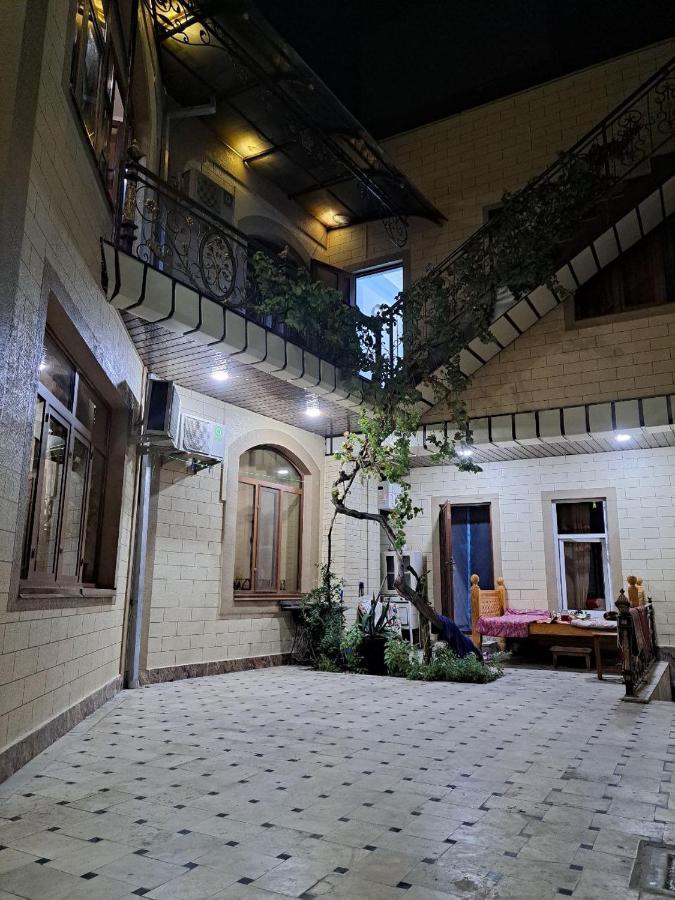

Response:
(553, 500), (611, 613)
(574, 219), (675, 323)
(70, 0), (127, 201)
(22, 333), (110, 585)
(355, 262), (404, 367)
(234, 447), (302, 596)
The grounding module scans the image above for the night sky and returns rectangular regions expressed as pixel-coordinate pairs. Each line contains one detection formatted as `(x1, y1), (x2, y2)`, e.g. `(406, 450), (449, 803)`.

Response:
(255, 0), (675, 138)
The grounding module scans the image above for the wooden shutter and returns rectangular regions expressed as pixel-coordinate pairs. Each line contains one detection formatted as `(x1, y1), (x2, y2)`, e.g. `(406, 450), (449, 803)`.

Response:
(310, 259), (356, 307)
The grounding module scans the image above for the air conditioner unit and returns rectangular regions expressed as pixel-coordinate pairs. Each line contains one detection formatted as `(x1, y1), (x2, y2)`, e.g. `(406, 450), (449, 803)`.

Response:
(143, 379), (181, 446)
(182, 168), (234, 224)
(179, 414), (226, 463)
(377, 480), (401, 511)
(381, 549), (424, 595)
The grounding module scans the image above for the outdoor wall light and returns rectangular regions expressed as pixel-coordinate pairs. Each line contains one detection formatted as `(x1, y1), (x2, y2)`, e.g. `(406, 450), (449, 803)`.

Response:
(333, 213), (350, 226)
(614, 433), (631, 443)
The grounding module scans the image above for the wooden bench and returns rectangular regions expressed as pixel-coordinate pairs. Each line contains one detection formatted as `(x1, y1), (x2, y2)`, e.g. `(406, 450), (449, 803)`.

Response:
(551, 644), (592, 670)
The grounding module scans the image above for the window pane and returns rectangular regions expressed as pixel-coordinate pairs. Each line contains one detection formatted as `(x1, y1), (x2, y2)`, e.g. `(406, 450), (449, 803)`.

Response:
(21, 398), (45, 577)
(234, 482), (255, 591)
(60, 437), (89, 579)
(256, 487), (279, 591)
(239, 448), (301, 486)
(562, 541), (606, 611)
(34, 417), (69, 575)
(78, 13), (103, 143)
(81, 449), (105, 584)
(76, 377), (108, 446)
(355, 266), (404, 367)
(279, 492), (300, 593)
(556, 501), (605, 535)
(40, 335), (75, 409)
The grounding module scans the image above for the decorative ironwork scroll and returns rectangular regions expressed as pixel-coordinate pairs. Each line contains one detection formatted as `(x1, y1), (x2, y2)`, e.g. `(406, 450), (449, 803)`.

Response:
(117, 160), (244, 302)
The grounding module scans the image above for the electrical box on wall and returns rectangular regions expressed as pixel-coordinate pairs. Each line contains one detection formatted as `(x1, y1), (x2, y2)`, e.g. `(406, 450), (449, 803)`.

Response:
(377, 480), (401, 511)
(381, 549), (424, 595)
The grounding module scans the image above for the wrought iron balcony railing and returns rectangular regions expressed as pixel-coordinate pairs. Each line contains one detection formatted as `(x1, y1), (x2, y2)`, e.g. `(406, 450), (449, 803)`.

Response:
(383, 54), (675, 378)
(113, 159), (382, 368)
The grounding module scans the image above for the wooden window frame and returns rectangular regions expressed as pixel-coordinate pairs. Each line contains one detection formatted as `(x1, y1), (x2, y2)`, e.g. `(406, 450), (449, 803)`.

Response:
(69, 0), (129, 202)
(21, 333), (110, 589)
(234, 472), (303, 599)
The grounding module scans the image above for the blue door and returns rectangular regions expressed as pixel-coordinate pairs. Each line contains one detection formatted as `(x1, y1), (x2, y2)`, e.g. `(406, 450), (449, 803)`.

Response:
(450, 504), (493, 632)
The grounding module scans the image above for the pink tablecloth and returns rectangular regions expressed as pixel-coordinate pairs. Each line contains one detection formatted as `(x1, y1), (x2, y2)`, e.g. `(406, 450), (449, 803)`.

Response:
(477, 608), (552, 638)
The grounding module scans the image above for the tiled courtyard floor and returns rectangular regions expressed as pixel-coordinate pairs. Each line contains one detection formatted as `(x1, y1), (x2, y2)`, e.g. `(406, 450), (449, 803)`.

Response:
(0, 666), (673, 899)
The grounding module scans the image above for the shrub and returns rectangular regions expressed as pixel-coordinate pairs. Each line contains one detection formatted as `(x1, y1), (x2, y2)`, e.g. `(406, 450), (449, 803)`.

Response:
(294, 568), (345, 666)
(408, 647), (503, 684)
(340, 622), (365, 673)
(384, 636), (415, 677)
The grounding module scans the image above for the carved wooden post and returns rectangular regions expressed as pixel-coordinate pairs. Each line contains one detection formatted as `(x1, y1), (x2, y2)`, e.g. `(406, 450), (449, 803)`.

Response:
(616, 588), (634, 697)
(636, 577), (645, 606)
(627, 575), (639, 608)
(470, 574), (481, 648)
(647, 596), (658, 660)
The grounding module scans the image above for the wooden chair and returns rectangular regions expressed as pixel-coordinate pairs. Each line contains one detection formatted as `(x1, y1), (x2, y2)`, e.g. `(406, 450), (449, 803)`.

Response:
(626, 575), (645, 607)
(470, 574), (507, 647)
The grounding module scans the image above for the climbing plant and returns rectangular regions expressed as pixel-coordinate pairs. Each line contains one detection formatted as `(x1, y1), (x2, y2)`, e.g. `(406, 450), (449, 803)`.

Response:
(244, 123), (644, 634)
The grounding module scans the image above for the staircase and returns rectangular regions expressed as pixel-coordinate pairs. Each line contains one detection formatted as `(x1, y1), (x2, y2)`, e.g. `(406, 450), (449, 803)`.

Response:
(387, 56), (675, 387)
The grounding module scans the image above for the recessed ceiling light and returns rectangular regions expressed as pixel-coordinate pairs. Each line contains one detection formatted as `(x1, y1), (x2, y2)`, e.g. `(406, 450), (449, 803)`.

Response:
(211, 367), (230, 382)
(333, 213), (350, 226)
(458, 446), (474, 458)
(614, 433), (631, 443)
(305, 394), (321, 417)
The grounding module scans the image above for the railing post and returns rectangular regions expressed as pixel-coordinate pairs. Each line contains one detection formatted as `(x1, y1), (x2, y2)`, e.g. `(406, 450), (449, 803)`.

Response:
(647, 596), (658, 660)
(118, 144), (143, 255)
(616, 588), (634, 697)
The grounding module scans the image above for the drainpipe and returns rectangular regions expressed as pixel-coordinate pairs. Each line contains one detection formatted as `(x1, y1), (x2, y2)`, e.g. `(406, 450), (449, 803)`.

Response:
(125, 447), (153, 688)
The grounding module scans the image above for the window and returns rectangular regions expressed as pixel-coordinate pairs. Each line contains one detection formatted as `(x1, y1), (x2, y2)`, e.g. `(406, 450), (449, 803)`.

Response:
(21, 332), (110, 585)
(70, 0), (127, 200)
(234, 447), (302, 595)
(574, 219), (675, 322)
(354, 262), (404, 371)
(552, 500), (611, 612)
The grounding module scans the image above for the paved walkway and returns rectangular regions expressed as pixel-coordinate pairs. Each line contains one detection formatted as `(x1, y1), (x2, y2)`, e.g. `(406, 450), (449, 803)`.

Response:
(0, 666), (673, 899)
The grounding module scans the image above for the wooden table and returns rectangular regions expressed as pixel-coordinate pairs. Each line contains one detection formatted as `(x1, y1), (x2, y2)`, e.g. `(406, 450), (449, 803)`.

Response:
(529, 622), (618, 679)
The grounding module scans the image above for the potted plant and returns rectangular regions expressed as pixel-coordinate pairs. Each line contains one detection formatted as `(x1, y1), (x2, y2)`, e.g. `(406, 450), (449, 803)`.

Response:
(357, 596), (397, 675)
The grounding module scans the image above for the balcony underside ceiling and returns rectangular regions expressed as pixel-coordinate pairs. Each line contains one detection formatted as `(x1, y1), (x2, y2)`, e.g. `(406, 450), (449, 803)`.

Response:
(151, 0), (444, 233)
(123, 315), (359, 435)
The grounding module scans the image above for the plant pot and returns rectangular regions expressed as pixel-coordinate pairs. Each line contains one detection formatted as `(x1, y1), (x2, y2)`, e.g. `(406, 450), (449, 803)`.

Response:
(361, 637), (387, 675)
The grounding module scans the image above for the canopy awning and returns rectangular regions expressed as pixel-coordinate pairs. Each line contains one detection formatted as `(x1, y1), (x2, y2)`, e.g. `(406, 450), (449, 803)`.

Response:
(149, 0), (444, 239)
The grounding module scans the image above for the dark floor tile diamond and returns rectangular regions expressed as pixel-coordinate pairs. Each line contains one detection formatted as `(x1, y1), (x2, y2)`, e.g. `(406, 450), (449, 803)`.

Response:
(226, 840), (239, 847)
(277, 853), (291, 860)
(184, 862), (198, 870)
(238, 877), (254, 885)
(178, 829), (191, 835)
(132, 890), (150, 897)
(334, 866), (348, 874)
(35, 858), (50, 865)
(81, 872), (98, 880)
(364, 845), (377, 851)
(397, 882), (412, 890)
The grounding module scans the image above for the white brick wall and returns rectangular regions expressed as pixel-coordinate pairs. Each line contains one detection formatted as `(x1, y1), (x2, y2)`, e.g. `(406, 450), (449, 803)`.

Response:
(145, 387), (326, 672)
(0, 0), (143, 754)
(401, 447), (675, 646)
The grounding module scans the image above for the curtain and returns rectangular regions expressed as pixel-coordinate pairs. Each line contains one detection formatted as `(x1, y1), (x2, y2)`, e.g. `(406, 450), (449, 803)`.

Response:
(564, 542), (591, 610)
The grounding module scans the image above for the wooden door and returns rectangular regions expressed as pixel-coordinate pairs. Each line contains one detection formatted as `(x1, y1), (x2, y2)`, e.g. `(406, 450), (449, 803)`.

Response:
(438, 501), (453, 618)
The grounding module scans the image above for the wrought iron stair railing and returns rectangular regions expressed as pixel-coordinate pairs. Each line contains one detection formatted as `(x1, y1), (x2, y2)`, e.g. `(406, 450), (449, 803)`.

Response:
(381, 54), (675, 377)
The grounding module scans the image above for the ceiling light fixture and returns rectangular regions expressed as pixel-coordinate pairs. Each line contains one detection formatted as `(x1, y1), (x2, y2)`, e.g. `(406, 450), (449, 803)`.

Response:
(614, 433), (631, 443)
(305, 393), (321, 418)
(211, 365), (230, 382)
(457, 446), (474, 458)
(333, 213), (350, 226)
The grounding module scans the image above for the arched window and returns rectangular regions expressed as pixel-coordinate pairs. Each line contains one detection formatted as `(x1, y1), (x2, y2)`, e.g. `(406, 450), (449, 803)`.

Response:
(234, 447), (302, 596)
